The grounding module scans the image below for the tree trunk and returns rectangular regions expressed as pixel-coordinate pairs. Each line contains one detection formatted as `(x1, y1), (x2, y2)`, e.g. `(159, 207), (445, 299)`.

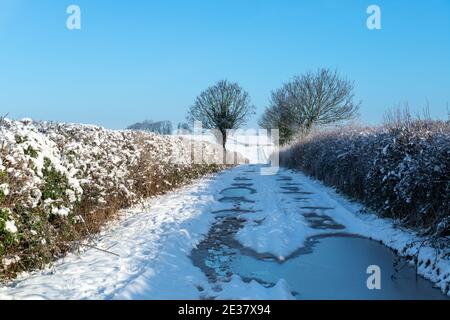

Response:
(222, 130), (227, 164)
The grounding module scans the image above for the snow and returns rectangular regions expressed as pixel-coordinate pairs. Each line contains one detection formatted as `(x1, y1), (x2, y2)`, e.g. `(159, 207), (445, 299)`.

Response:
(235, 172), (317, 260)
(0, 164), (448, 299)
(0, 184), (9, 196)
(5, 220), (17, 234)
(214, 276), (295, 300)
(175, 131), (276, 164)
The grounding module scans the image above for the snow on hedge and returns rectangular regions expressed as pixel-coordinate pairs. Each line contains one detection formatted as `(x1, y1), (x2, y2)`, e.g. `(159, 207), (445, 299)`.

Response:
(280, 120), (450, 242)
(0, 118), (229, 277)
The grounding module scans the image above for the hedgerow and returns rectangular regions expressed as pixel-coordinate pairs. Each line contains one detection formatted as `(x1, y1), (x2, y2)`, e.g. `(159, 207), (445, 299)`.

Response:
(0, 118), (233, 279)
(280, 119), (450, 244)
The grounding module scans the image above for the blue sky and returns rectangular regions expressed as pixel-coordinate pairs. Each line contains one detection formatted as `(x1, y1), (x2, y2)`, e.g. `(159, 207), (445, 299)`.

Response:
(0, 0), (449, 129)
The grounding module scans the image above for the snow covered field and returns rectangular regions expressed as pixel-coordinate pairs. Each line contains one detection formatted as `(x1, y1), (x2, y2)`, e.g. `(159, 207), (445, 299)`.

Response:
(0, 165), (448, 299)
(174, 132), (275, 164)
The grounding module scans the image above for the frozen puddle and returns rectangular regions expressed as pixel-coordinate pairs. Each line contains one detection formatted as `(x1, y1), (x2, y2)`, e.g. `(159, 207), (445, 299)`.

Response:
(191, 213), (448, 299)
(220, 187), (256, 197)
(230, 234), (448, 300)
(191, 169), (449, 300)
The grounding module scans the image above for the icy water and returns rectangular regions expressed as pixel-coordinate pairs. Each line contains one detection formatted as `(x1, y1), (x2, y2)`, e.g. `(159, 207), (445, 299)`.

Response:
(191, 174), (448, 300)
(230, 235), (448, 300)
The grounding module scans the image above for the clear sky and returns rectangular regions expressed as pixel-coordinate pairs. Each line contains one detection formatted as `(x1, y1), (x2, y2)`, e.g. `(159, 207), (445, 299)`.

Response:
(0, 0), (449, 129)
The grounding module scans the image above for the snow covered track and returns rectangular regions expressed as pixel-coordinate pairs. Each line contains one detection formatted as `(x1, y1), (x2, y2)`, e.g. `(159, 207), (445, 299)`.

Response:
(0, 165), (449, 299)
(4, 168), (239, 299)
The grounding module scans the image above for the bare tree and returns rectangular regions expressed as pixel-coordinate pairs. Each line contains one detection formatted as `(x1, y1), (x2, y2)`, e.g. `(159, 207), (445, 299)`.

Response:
(0, 113), (9, 127)
(260, 69), (360, 140)
(176, 122), (192, 134)
(259, 87), (297, 145)
(287, 69), (360, 134)
(187, 80), (255, 150)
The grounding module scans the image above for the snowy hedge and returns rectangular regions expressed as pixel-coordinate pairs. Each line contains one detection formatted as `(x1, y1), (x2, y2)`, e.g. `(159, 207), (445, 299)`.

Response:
(0, 119), (230, 278)
(280, 120), (450, 242)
